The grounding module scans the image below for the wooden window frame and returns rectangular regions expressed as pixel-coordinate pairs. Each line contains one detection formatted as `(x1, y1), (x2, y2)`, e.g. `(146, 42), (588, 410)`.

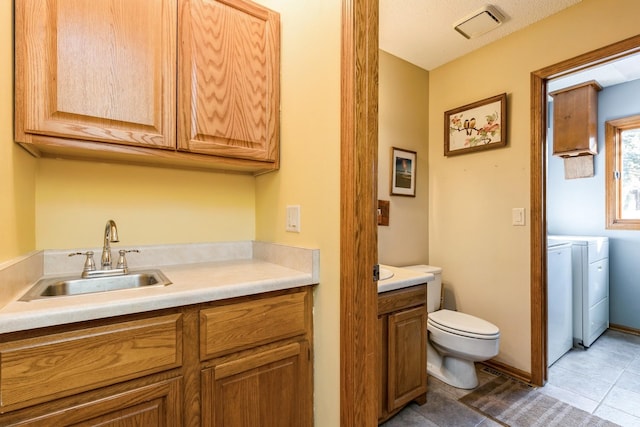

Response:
(605, 114), (640, 230)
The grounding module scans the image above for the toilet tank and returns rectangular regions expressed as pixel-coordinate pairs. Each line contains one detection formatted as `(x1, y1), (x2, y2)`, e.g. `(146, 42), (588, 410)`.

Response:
(404, 265), (442, 313)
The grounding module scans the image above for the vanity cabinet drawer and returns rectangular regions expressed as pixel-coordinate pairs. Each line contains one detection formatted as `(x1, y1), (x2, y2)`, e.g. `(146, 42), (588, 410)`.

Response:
(0, 313), (182, 411)
(200, 290), (310, 360)
(378, 285), (427, 315)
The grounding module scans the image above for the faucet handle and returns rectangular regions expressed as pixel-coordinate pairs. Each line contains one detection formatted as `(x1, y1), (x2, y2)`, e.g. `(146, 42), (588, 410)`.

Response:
(116, 249), (140, 270)
(69, 251), (96, 274)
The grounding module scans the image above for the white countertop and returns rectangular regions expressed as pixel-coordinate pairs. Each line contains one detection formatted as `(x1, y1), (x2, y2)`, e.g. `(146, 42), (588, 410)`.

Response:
(378, 264), (434, 293)
(0, 242), (319, 334)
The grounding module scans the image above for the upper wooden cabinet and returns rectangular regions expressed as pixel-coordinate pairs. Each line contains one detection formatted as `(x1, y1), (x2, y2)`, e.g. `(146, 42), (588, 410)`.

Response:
(550, 80), (602, 157)
(178, 0), (280, 163)
(14, 0), (280, 174)
(15, 0), (177, 150)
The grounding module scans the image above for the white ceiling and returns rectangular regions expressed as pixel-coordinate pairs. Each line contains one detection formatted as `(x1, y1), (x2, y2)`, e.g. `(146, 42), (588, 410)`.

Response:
(380, 0), (640, 90)
(379, 0), (582, 71)
(548, 52), (640, 91)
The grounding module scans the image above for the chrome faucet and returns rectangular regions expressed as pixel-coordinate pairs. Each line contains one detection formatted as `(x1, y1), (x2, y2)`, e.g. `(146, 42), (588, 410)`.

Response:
(101, 219), (119, 269)
(68, 220), (140, 278)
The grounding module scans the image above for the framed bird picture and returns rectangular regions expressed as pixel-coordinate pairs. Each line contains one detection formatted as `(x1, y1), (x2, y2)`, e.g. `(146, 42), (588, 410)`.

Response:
(444, 93), (507, 156)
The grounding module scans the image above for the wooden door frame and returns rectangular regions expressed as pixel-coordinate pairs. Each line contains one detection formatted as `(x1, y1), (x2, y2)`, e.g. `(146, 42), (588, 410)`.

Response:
(340, 0), (379, 425)
(530, 34), (640, 386)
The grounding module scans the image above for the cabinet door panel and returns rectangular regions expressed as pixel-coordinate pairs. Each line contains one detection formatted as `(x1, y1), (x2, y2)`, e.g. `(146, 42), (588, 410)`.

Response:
(550, 81), (601, 156)
(201, 342), (310, 427)
(178, 0), (280, 162)
(387, 306), (427, 410)
(15, 0), (176, 149)
(377, 316), (387, 421)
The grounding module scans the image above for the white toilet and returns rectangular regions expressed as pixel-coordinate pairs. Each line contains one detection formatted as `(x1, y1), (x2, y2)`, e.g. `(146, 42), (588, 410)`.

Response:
(406, 265), (500, 389)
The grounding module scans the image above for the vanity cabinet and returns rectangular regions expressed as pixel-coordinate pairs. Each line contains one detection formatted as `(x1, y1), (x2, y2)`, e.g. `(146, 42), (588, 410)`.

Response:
(199, 291), (313, 426)
(0, 287), (313, 426)
(14, 0), (280, 174)
(550, 80), (602, 157)
(378, 284), (428, 423)
(0, 313), (184, 425)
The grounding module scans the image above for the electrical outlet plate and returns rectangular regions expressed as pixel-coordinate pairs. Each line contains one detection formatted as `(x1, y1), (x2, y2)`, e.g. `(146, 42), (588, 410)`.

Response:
(286, 205), (301, 232)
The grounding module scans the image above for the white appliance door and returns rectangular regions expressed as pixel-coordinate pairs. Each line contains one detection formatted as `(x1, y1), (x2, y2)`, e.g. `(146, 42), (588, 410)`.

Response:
(547, 243), (573, 366)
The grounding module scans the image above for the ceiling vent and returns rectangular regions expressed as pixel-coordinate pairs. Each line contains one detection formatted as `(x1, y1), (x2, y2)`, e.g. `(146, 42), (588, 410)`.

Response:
(453, 5), (504, 39)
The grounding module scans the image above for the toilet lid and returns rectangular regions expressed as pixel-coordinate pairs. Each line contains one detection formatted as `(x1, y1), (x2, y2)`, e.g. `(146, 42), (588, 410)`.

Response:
(428, 309), (499, 339)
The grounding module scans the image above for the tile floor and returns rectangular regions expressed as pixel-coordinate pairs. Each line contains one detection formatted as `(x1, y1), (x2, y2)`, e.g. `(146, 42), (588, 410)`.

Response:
(380, 366), (503, 427)
(542, 329), (640, 426)
(380, 329), (640, 427)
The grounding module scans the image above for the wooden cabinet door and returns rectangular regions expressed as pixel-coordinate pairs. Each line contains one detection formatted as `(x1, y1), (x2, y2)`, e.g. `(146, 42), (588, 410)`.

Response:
(15, 0), (176, 150)
(178, 0), (280, 163)
(550, 81), (601, 156)
(387, 306), (427, 411)
(0, 377), (182, 426)
(201, 341), (310, 427)
(377, 316), (388, 422)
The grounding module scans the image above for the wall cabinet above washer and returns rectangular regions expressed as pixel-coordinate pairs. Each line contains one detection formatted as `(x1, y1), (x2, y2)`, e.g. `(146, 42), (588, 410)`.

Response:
(550, 80), (601, 158)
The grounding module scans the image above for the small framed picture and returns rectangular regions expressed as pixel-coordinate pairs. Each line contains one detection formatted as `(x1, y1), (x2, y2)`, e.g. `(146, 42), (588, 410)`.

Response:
(390, 147), (416, 197)
(444, 93), (507, 156)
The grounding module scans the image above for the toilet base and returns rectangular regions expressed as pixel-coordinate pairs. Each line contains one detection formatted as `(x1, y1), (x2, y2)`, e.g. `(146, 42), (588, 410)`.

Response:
(427, 358), (479, 389)
(427, 343), (479, 389)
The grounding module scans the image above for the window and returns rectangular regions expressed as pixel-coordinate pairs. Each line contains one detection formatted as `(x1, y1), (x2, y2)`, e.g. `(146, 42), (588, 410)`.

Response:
(606, 114), (640, 229)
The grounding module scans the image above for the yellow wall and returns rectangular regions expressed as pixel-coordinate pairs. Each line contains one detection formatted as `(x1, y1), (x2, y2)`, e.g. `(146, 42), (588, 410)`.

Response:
(35, 160), (255, 248)
(0, 1), (36, 262)
(253, 1), (341, 425)
(428, 0), (640, 373)
(378, 51), (429, 266)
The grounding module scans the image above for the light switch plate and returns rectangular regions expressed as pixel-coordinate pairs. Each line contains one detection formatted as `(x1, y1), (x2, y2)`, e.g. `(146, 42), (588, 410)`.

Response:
(286, 205), (301, 232)
(512, 208), (525, 226)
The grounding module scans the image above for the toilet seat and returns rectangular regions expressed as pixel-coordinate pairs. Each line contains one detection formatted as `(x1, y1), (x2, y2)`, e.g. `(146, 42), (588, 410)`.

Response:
(428, 309), (499, 340)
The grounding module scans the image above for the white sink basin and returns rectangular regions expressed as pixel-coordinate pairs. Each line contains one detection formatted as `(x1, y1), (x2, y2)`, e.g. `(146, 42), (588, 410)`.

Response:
(379, 267), (394, 281)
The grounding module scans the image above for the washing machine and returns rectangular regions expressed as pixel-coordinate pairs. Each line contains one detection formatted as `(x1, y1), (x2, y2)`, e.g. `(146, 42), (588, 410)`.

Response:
(547, 240), (573, 366)
(548, 235), (609, 348)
